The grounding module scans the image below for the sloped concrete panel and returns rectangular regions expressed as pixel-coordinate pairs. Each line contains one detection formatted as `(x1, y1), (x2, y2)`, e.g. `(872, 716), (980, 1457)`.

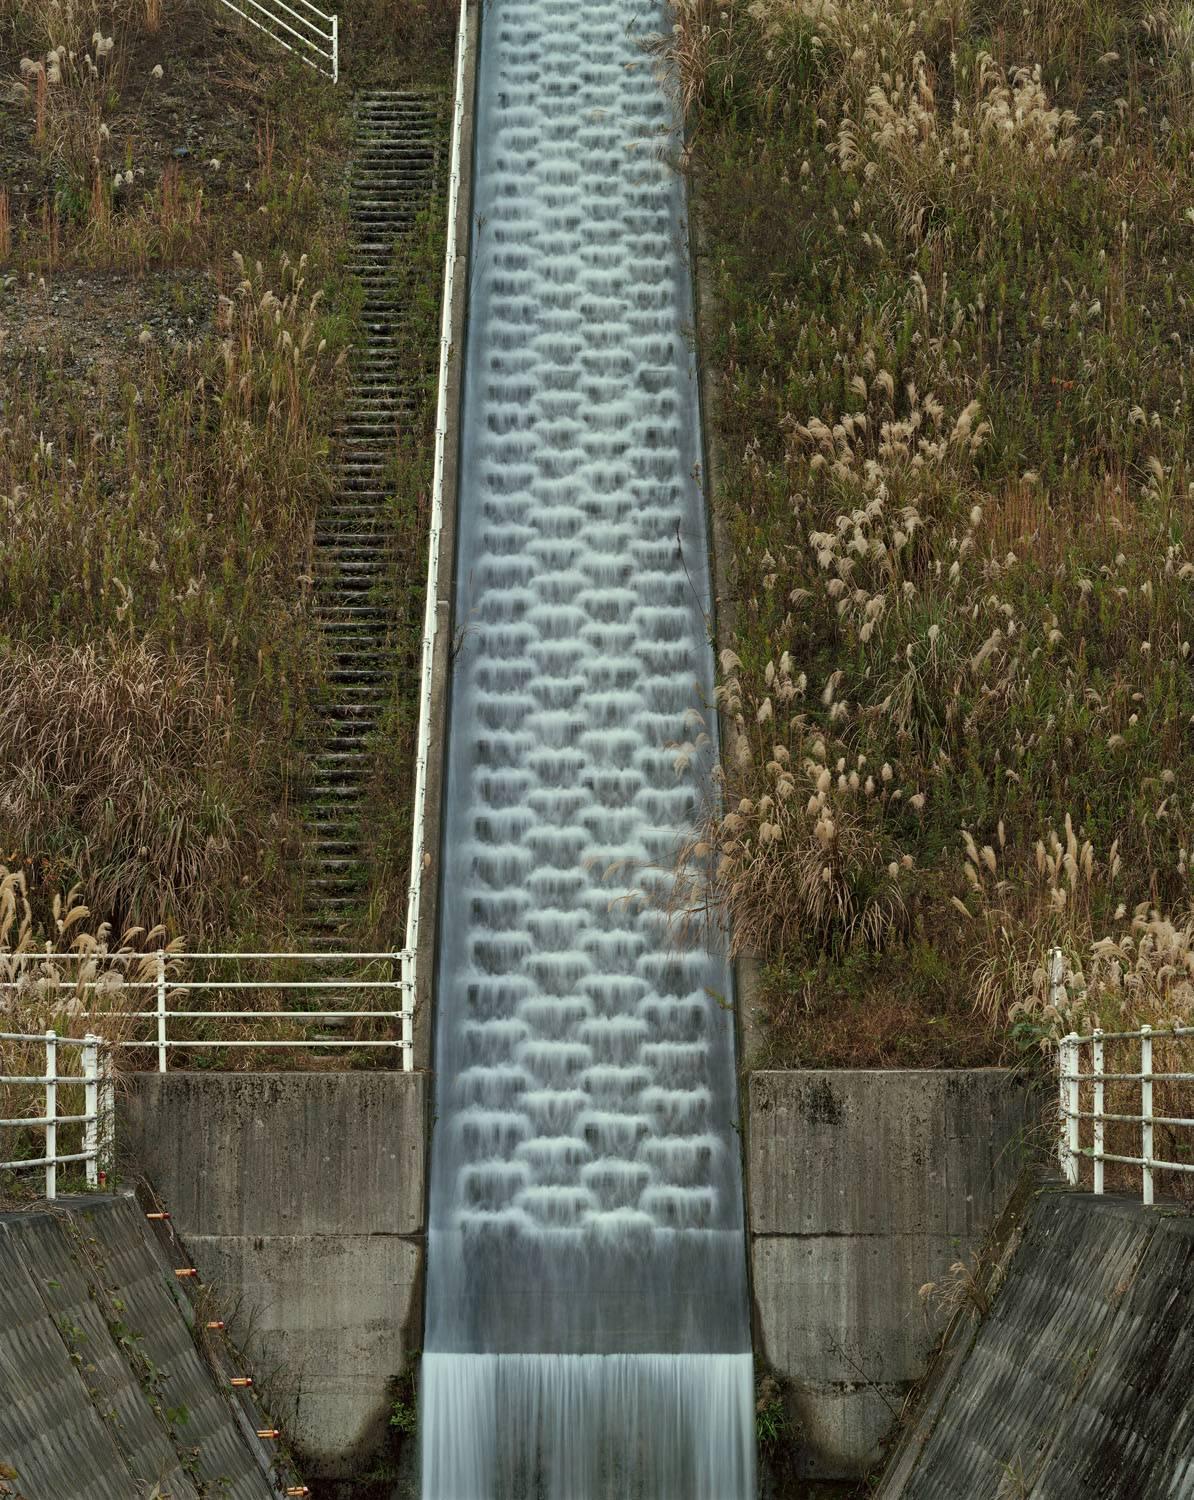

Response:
(0, 1220), (135, 1500)
(11, 1212), (198, 1499)
(0, 1198), (272, 1500)
(882, 1195), (1194, 1500)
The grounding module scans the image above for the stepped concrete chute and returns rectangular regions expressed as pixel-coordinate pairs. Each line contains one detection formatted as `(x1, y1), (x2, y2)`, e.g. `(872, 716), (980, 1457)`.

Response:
(420, 0), (755, 1493)
(879, 1190), (1194, 1499)
(0, 1195), (277, 1500)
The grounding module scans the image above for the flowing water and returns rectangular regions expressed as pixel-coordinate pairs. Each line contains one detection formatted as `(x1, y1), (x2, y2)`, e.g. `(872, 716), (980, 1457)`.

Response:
(421, 1), (755, 1493)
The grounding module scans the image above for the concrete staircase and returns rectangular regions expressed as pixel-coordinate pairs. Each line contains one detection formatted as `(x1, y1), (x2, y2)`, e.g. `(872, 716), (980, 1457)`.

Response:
(303, 92), (439, 944)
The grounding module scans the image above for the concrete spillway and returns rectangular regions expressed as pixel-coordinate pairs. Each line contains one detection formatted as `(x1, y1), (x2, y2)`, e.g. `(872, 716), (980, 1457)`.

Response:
(421, 1), (755, 1494)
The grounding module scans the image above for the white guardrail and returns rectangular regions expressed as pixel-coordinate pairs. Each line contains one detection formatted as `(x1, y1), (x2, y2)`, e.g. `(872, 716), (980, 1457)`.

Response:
(401, 0), (469, 1028)
(0, 1030), (114, 1200)
(217, 0), (338, 81)
(1052, 951), (1194, 1205)
(0, 952), (410, 1197)
(0, 950), (412, 1066)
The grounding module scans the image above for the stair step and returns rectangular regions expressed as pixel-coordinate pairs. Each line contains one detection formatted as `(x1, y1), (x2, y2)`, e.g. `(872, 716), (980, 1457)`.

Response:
(301, 88), (440, 942)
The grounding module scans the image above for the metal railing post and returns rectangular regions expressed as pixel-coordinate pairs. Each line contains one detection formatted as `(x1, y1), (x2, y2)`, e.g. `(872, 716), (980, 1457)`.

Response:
(397, 949), (411, 1069)
(156, 949), (168, 1073)
(1058, 1032), (1080, 1187)
(98, 1040), (114, 1180)
(1141, 1024), (1154, 1206)
(331, 11), (338, 83)
(1092, 1028), (1104, 1196)
(44, 1030), (57, 1201)
(83, 1033), (98, 1188)
(1048, 945), (1065, 1009)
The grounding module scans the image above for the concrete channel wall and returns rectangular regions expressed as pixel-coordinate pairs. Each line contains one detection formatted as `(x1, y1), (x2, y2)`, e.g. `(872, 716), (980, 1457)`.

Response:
(879, 1191), (1194, 1498)
(748, 1069), (1037, 1478)
(0, 1194), (274, 1500)
(119, 1066), (1034, 1486)
(121, 1071), (428, 1483)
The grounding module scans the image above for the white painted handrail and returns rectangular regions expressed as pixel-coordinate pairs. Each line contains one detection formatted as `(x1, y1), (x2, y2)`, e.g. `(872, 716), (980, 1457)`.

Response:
(1051, 948), (1194, 1205)
(402, 0), (469, 1060)
(216, 0), (338, 81)
(0, 1031), (114, 1199)
(0, 951), (412, 1070)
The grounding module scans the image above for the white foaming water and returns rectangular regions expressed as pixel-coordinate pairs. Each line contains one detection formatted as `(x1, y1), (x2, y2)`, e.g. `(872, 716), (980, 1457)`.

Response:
(422, 0), (754, 1494)
(421, 1354), (756, 1500)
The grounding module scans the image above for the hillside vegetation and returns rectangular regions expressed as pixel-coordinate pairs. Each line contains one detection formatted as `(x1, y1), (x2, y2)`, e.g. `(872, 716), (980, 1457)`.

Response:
(670, 0), (1194, 1064)
(0, 0), (452, 952)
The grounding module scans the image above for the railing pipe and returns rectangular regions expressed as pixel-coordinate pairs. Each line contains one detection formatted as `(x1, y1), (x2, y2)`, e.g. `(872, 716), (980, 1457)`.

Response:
(232, 0), (328, 53)
(247, 0), (331, 41)
(95, 1009), (401, 1019)
(285, 0), (335, 20)
(213, 0), (336, 77)
(1, 955), (413, 1068)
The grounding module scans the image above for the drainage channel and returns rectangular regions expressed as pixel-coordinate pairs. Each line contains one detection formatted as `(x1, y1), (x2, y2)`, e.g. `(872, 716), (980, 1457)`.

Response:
(421, 1), (755, 1494)
(303, 92), (439, 945)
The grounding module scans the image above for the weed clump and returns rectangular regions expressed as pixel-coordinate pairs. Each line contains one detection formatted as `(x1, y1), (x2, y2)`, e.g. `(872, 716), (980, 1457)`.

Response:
(0, 251), (345, 940)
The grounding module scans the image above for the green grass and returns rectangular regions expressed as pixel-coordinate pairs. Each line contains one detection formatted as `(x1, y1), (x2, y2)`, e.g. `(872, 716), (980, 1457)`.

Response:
(673, 0), (1194, 1060)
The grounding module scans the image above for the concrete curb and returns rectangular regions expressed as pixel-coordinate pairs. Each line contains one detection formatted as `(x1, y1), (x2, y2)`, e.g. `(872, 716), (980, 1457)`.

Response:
(412, 0), (480, 1077)
(685, 164), (768, 1079)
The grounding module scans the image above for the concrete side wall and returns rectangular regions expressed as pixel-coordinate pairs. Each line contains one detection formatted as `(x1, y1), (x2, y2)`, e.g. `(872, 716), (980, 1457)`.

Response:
(121, 1070), (428, 1480)
(413, 0), (480, 1073)
(0, 1195), (272, 1500)
(880, 1192), (1194, 1499)
(748, 1069), (1035, 1478)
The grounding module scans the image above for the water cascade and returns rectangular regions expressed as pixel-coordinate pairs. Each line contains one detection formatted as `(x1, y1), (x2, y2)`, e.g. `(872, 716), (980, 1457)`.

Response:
(421, 1), (755, 1493)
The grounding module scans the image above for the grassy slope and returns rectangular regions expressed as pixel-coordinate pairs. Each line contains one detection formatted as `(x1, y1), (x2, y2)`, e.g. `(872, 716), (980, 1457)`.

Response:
(0, 1), (456, 1176)
(680, 0), (1194, 1064)
(0, 0), (453, 951)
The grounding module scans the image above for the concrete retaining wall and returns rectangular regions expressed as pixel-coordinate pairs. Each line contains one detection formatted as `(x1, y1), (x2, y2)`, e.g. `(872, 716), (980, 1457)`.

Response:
(0, 1195), (273, 1500)
(121, 1065), (1033, 1486)
(748, 1069), (1036, 1479)
(879, 1191), (1194, 1498)
(121, 1071), (428, 1482)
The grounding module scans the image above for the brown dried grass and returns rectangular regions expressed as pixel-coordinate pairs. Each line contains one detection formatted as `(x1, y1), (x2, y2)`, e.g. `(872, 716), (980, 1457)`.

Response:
(0, 639), (258, 938)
